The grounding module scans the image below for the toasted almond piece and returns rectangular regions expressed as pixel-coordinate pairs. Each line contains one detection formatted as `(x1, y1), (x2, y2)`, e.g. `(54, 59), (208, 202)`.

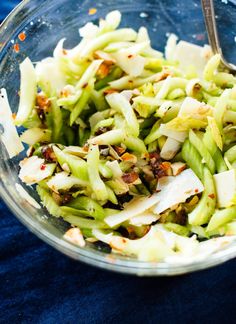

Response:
(64, 228), (85, 247)
(171, 162), (186, 176)
(121, 152), (137, 164)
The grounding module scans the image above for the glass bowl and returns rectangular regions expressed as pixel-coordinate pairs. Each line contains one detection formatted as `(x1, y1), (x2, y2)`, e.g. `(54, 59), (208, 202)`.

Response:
(0, 0), (236, 276)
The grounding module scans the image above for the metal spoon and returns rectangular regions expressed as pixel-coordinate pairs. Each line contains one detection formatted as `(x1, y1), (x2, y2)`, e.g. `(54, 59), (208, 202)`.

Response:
(201, 0), (236, 73)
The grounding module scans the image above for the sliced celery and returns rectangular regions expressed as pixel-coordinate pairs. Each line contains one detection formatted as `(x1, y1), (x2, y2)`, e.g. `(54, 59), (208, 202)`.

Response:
(188, 167), (216, 226)
(207, 206), (236, 232)
(53, 146), (89, 182)
(189, 129), (215, 174)
(182, 140), (204, 180)
(87, 145), (108, 201)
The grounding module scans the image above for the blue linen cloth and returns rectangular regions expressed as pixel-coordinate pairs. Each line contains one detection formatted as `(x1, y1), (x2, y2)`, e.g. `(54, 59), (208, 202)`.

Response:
(1, 1), (236, 323)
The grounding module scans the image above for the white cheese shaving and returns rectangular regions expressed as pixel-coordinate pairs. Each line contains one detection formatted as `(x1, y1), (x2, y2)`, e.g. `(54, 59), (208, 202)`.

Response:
(173, 40), (211, 76)
(19, 156), (52, 185)
(152, 169), (204, 214)
(213, 169), (236, 208)
(0, 88), (24, 158)
(105, 194), (160, 227)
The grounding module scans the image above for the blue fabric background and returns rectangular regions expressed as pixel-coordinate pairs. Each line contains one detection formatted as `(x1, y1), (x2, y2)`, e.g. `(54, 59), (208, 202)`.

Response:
(1, 1), (236, 323)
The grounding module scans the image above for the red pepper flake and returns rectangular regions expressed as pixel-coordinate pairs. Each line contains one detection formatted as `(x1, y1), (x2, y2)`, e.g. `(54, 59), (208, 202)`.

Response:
(13, 43), (20, 53)
(195, 189), (199, 193)
(40, 164), (46, 171)
(127, 54), (133, 59)
(88, 8), (97, 15)
(208, 193), (215, 199)
(18, 32), (26, 42)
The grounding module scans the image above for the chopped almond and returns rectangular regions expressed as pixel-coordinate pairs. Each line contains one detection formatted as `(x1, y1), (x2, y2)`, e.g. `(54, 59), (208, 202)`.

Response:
(110, 236), (128, 251)
(122, 171), (139, 184)
(36, 93), (51, 111)
(171, 162), (186, 176)
(114, 146), (126, 156)
(64, 228), (85, 247)
(121, 152), (137, 164)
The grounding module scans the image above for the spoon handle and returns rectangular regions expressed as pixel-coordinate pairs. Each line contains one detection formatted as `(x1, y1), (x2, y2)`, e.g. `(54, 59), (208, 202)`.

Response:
(201, 0), (222, 55)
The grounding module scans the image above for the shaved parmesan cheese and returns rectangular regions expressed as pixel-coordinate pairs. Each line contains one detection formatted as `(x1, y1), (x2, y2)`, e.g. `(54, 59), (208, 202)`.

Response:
(152, 169), (204, 214)
(15, 183), (41, 209)
(213, 170), (236, 208)
(111, 49), (146, 77)
(178, 97), (213, 120)
(105, 169), (204, 226)
(19, 156), (55, 185)
(47, 171), (88, 193)
(129, 211), (160, 226)
(105, 194), (160, 227)
(79, 22), (99, 39)
(173, 40), (211, 76)
(0, 88), (24, 158)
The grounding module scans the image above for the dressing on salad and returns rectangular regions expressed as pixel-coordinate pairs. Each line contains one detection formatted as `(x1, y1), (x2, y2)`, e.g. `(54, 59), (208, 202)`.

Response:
(1, 10), (236, 263)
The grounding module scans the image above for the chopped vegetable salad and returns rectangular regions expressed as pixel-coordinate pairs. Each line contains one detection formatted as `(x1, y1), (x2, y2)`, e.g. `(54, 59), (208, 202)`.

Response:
(1, 10), (236, 263)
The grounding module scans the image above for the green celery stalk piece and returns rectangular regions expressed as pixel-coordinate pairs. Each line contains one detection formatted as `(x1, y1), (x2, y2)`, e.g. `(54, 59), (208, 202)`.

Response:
(188, 167), (216, 226)
(207, 206), (236, 232)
